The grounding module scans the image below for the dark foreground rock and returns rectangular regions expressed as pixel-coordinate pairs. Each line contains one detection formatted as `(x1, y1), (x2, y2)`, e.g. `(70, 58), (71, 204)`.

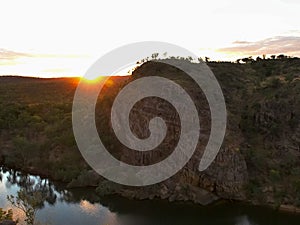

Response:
(0, 220), (16, 225)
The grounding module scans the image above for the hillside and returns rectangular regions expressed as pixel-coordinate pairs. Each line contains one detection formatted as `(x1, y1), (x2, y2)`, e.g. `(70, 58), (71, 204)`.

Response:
(0, 58), (300, 209)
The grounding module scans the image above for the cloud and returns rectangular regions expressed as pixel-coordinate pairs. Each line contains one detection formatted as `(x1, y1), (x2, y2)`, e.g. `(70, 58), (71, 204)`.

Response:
(217, 36), (300, 57)
(232, 41), (252, 45)
(0, 48), (88, 60)
(0, 48), (32, 60)
(0, 48), (89, 68)
(42, 68), (70, 73)
(34, 53), (89, 59)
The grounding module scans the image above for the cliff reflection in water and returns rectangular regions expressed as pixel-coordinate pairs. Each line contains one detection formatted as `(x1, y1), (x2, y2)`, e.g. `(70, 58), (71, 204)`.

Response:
(1, 167), (300, 225)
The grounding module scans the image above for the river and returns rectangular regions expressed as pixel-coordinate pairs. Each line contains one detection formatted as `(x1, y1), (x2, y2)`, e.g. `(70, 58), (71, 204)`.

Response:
(1, 167), (300, 225)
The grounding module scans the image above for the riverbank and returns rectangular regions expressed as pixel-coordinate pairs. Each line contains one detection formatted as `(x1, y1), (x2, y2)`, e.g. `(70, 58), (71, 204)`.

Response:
(2, 164), (300, 217)
(279, 205), (300, 214)
(2, 167), (300, 225)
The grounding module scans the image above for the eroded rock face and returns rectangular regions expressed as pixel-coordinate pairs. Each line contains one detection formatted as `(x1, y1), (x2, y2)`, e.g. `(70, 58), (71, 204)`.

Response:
(200, 147), (248, 200)
(95, 60), (249, 204)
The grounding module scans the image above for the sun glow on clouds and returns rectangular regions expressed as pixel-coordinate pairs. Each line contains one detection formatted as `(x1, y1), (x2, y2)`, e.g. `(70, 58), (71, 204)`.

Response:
(217, 36), (300, 59)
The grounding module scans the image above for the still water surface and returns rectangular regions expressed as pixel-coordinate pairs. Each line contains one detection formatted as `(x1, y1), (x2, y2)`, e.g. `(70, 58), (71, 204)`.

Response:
(1, 167), (300, 225)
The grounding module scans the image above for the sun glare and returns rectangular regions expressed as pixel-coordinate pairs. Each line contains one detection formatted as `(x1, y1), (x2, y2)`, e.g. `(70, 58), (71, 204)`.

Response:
(81, 76), (106, 84)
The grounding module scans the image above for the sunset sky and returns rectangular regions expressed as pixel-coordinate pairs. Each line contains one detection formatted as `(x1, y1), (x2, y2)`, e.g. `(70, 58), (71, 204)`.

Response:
(0, 0), (299, 77)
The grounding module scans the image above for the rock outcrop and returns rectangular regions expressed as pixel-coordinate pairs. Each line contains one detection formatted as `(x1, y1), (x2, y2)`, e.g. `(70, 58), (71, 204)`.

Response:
(95, 60), (249, 204)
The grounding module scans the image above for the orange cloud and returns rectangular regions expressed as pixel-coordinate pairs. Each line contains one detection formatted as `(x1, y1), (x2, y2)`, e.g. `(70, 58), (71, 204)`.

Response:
(217, 36), (300, 57)
(0, 48), (32, 60)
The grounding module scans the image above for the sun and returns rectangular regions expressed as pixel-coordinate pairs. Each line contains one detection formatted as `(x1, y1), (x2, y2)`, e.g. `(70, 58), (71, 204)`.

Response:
(80, 76), (106, 84)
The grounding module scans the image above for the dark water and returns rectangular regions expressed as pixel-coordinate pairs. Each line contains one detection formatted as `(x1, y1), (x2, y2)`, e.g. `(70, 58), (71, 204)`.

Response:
(1, 167), (300, 225)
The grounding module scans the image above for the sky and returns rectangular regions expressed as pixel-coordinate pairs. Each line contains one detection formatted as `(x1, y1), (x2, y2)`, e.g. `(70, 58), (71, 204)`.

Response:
(0, 0), (299, 77)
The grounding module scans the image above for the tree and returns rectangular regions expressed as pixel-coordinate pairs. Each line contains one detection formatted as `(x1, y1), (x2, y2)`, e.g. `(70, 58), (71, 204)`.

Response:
(242, 56), (254, 64)
(197, 57), (203, 62)
(270, 55), (276, 60)
(6, 173), (57, 225)
(151, 53), (159, 60)
(256, 56), (262, 61)
(277, 54), (286, 60)
(12, 136), (39, 167)
(7, 190), (42, 225)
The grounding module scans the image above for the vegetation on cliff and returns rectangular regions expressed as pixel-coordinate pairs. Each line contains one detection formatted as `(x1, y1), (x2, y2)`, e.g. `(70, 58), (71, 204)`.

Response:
(0, 56), (299, 208)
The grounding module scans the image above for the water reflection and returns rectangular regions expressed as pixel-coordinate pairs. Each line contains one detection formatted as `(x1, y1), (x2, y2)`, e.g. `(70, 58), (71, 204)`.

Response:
(235, 215), (255, 225)
(1, 167), (300, 225)
(79, 200), (101, 215)
(0, 167), (114, 225)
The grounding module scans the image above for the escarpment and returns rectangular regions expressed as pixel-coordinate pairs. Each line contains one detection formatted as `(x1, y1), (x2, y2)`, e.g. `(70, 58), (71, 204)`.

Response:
(0, 57), (299, 206)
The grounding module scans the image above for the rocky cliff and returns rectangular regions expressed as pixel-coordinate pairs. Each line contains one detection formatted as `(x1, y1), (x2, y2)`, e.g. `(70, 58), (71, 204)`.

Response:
(0, 57), (299, 207)
(95, 59), (300, 206)
(95, 60), (249, 204)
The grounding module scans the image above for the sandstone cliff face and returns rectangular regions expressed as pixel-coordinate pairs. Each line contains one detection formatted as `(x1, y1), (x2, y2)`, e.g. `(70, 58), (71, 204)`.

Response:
(95, 60), (249, 204)
(95, 58), (300, 206)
